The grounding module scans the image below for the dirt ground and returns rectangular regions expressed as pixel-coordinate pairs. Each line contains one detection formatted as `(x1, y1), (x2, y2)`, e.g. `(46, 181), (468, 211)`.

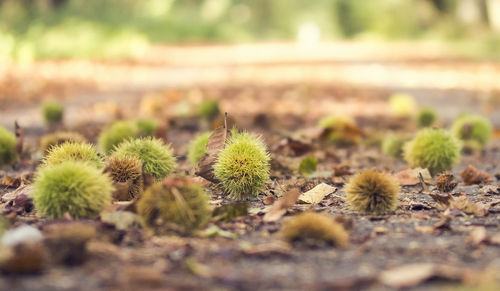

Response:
(1, 42), (500, 290)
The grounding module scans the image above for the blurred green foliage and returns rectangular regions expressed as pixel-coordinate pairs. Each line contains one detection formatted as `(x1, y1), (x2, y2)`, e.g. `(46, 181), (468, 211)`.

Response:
(0, 0), (499, 60)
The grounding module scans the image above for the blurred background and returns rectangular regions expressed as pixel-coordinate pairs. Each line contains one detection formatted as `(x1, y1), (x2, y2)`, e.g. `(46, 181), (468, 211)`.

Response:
(1, 0), (500, 61)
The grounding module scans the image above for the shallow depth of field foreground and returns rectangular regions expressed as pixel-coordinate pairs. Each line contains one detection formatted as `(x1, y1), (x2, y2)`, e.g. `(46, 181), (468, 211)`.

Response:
(1, 1), (500, 290)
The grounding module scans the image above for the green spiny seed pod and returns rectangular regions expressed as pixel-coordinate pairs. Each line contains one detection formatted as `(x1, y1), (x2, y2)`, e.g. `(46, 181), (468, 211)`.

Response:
(404, 128), (461, 175)
(42, 142), (103, 169)
(0, 126), (17, 165)
(298, 156), (318, 176)
(39, 131), (87, 155)
(451, 114), (492, 150)
(197, 99), (220, 120)
(112, 137), (175, 180)
(214, 131), (270, 200)
(187, 132), (211, 166)
(137, 176), (210, 234)
(41, 100), (64, 125)
(135, 118), (158, 136)
(280, 212), (349, 247)
(381, 133), (405, 159)
(389, 93), (416, 117)
(98, 121), (140, 155)
(33, 161), (113, 219)
(318, 115), (361, 146)
(416, 107), (437, 128)
(345, 169), (400, 215)
(105, 155), (143, 201)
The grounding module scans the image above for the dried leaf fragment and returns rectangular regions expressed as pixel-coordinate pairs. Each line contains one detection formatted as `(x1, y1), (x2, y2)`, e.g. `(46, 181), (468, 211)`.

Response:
(436, 172), (457, 193)
(263, 188), (301, 222)
(298, 183), (336, 204)
(394, 168), (433, 186)
(195, 112), (230, 183)
(379, 263), (470, 288)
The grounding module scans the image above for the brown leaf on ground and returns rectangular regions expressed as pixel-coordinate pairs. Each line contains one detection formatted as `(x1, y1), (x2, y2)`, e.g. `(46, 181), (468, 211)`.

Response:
(449, 195), (490, 216)
(429, 192), (453, 207)
(395, 168), (433, 186)
(1, 185), (34, 203)
(263, 188), (301, 222)
(461, 165), (493, 185)
(240, 241), (292, 257)
(273, 136), (313, 156)
(415, 216), (452, 234)
(262, 196), (275, 205)
(482, 185), (499, 195)
(436, 172), (458, 193)
(195, 112), (230, 183)
(298, 183), (336, 204)
(378, 263), (472, 288)
(333, 164), (353, 177)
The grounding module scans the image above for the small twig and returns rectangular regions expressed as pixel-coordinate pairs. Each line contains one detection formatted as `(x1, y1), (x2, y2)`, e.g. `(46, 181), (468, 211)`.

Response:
(418, 172), (429, 193)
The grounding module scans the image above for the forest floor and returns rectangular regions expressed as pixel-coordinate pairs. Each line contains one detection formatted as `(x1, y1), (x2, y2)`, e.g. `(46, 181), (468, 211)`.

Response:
(1, 42), (500, 290)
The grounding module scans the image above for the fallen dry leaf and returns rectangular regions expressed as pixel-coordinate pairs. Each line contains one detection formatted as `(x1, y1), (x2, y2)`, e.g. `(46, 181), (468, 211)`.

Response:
(415, 216), (452, 234)
(461, 165), (493, 185)
(429, 192), (453, 207)
(449, 195), (490, 216)
(263, 188), (301, 222)
(195, 112), (230, 183)
(395, 168), (433, 186)
(298, 183), (336, 204)
(272, 136), (313, 156)
(378, 263), (471, 288)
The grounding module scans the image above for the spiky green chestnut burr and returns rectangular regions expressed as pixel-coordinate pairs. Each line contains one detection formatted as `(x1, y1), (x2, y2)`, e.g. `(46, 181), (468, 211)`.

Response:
(416, 107), (437, 128)
(105, 155), (143, 201)
(42, 142), (103, 168)
(318, 115), (360, 146)
(112, 137), (175, 180)
(39, 131), (87, 155)
(298, 156), (318, 176)
(404, 128), (461, 175)
(381, 133), (405, 159)
(280, 212), (349, 247)
(197, 99), (220, 120)
(0, 126), (17, 165)
(135, 118), (158, 136)
(187, 132), (211, 166)
(214, 131), (270, 200)
(33, 161), (113, 219)
(41, 100), (63, 125)
(137, 176), (210, 234)
(389, 93), (416, 117)
(451, 114), (492, 150)
(345, 169), (400, 215)
(98, 121), (140, 155)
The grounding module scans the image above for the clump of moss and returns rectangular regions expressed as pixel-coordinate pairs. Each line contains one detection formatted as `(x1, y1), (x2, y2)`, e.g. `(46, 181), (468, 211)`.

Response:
(345, 169), (400, 215)
(416, 107), (437, 128)
(112, 137), (176, 180)
(381, 133), (405, 159)
(98, 121), (140, 155)
(105, 155), (143, 201)
(451, 114), (492, 150)
(298, 156), (318, 176)
(187, 132), (211, 166)
(135, 119), (158, 136)
(41, 100), (64, 125)
(137, 176), (211, 234)
(389, 93), (417, 117)
(0, 126), (17, 165)
(42, 142), (103, 169)
(280, 212), (349, 247)
(318, 115), (361, 146)
(214, 131), (270, 200)
(197, 99), (220, 120)
(404, 128), (461, 175)
(39, 131), (87, 155)
(33, 161), (113, 219)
